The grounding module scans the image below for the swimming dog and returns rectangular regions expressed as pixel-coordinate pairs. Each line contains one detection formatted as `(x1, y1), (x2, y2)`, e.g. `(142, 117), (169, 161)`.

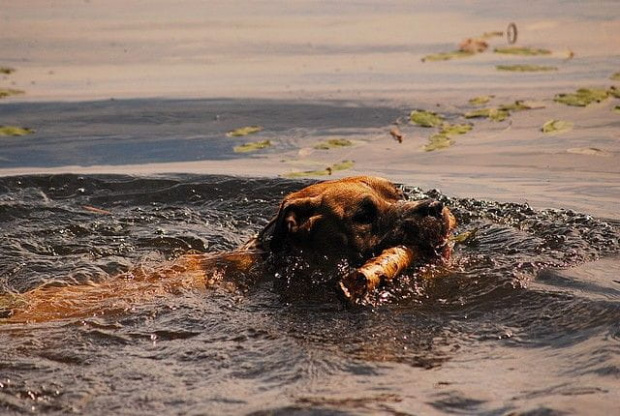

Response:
(1, 176), (455, 322)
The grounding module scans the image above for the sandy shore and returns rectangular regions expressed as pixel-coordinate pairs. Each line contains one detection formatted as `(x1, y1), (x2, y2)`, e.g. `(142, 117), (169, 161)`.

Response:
(2, 0), (619, 103)
(1, 0), (619, 218)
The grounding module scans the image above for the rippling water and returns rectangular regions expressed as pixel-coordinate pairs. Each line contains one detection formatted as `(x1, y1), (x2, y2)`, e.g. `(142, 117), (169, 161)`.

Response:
(0, 174), (619, 415)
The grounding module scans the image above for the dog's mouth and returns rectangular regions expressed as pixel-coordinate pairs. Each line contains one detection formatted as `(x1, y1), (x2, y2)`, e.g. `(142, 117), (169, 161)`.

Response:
(376, 199), (456, 259)
(335, 201), (457, 302)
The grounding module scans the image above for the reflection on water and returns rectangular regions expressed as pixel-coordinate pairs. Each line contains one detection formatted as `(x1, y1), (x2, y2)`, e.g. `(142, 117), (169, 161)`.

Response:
(0, 174), (618, 415)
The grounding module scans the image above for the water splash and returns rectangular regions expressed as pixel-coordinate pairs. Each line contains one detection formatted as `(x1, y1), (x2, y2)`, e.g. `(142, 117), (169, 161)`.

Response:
(0, 174), (618, 415)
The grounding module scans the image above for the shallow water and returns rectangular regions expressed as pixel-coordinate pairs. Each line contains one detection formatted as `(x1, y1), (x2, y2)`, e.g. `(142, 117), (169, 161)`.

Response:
(1, 174), (618, 415)
(2, 97), (619, 220)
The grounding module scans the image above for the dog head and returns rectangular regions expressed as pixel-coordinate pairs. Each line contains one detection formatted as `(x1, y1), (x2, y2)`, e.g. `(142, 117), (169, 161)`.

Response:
(257, 176), (456, 266)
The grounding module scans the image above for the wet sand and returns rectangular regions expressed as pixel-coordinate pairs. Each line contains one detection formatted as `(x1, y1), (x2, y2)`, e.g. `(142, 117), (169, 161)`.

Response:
(1, 0), (619, 219)
(2, 0), (619, 102)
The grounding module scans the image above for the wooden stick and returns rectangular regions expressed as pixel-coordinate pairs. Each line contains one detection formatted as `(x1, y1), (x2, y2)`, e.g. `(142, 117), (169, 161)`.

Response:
(339, 245), (416, 300)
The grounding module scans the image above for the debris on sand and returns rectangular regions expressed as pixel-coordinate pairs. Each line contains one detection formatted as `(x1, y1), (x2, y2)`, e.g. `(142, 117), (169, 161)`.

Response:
(389, 126), (404, 143)
(424, 32), (493, 61)
(506, 23), (518, 44)
(541, 119), (574, 134)
(459, 38), (489, 53)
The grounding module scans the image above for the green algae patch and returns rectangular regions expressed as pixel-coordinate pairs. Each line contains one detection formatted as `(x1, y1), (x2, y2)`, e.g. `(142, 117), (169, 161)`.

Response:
(463, 100), (539, 123)
(464, 108), (494, 120)
(610, 72), (620, 81)
(0, 89), (24, 99)
(423, 123), (473, 152)
(410, 110), (444, 127)
(469, 95), (494, 106)
(421, 50), (475, 62)
(284, 168), (329, 178)
(494, 46), (551, 56)
(284, 160), (354, 178)
(233, 140), (272, 153)
(554, 88), (609, 107)
(614, 106), (620, 114)
(608, 86), (620, 99)
(423, 134), (453, 152)
(331, 160), (355, 171)
(440, 123), (473, 136)
(464, 108), (510, 122)
(226, 125), (263, 137)
(313, 138), (353, 150)
(496, 64), (557, 72)
(541, 119), (574, 134)
(0, 126), (34, 136)
(0, 67), (16, 75)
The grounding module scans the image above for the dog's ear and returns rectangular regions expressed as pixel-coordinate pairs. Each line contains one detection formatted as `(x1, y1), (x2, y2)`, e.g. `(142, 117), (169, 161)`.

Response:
(265, 197), (321, 252)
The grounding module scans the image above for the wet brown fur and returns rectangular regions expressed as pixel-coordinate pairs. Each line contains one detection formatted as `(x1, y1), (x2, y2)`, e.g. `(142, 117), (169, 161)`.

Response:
(1, 176), (455, 323)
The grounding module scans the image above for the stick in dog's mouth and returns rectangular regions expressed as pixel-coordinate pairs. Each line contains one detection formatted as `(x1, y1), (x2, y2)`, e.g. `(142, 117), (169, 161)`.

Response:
(338, 245), (416, 300)
(339, 206), (457, 301)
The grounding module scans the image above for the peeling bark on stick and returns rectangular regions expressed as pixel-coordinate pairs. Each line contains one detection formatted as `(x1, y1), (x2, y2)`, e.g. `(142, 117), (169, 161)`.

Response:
(339, 246), (416, 300)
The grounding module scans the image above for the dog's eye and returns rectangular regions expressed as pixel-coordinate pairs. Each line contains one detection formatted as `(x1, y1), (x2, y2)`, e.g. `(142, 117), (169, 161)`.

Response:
(353, 199), (377, 224)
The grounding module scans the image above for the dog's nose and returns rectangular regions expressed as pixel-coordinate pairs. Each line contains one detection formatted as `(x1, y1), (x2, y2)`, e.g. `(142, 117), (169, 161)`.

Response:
(414, 199), (444, 218)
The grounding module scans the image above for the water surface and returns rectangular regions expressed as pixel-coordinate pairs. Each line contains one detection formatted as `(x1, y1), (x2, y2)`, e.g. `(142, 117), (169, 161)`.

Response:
(1, 174), (618, 415)
(1, 1), (620, 413)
